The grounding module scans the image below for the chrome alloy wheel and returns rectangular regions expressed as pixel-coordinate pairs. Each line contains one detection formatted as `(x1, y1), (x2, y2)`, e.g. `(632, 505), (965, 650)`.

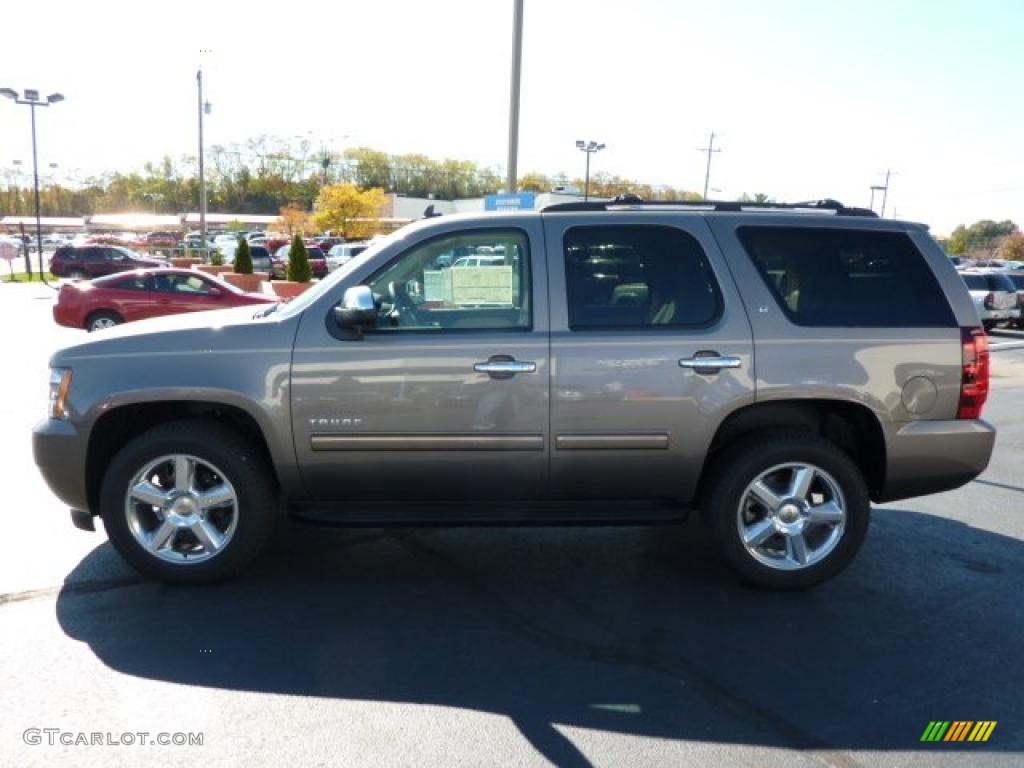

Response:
(736, 462), (846, 571)
(124, 454), (238, 564)
(90, 316), (118, 330)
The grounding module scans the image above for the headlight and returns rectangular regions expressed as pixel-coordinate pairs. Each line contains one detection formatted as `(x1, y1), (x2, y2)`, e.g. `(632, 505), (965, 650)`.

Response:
(48, 368), (73, 420)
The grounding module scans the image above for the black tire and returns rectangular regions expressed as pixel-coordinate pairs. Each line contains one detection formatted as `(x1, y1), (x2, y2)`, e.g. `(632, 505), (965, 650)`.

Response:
(99, 420), (278, 584)
(700, 432), (870, 589)
(983, 320), (995, 331)
(85, 310), (123, 332)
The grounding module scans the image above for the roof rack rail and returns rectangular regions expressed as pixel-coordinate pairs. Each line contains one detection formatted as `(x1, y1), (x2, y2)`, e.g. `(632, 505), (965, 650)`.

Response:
(540, 196), (878, 218)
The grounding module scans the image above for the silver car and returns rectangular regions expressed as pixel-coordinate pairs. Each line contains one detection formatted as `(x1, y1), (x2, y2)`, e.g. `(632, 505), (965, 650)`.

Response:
(326, 242), (370, 272)
(960, 270), (1020, 329)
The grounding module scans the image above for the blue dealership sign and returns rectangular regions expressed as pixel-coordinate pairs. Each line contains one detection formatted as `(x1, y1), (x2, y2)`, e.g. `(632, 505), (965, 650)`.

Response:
(485, 192), (536, 211)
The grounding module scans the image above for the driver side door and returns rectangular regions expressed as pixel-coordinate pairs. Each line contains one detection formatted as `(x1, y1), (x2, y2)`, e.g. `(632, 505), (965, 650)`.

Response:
(290, 221), (550, 502)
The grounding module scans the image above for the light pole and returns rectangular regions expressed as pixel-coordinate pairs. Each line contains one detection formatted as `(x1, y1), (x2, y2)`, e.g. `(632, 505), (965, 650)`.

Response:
(1, 87), (64, 284)
(506, 0), (524, 194)
(197, 70), (211, 256)
(575, 140), (605, 201)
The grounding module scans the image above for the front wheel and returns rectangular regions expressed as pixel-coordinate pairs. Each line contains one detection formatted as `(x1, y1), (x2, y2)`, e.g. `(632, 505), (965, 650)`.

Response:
(701, 433), (870, 589)
(99, 420), (278, 583)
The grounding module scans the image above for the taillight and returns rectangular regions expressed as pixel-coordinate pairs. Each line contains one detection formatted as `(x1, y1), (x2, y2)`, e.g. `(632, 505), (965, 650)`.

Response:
(958, 326), (989, 420)
(983, 292), (995, 309)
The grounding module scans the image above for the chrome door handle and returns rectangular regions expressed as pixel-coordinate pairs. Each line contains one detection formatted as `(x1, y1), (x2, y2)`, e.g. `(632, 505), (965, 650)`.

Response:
(679, 354), (742, 372)
(474, 360), (537, 375)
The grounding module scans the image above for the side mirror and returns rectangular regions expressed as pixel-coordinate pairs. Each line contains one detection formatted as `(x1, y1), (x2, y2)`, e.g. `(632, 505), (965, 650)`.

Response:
(332, 285), (377, 338)
(208, 287), (223, 298)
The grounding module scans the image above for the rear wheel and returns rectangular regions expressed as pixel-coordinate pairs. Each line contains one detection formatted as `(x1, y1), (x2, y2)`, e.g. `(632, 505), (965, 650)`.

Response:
(85, 310), (122, 332)
(99, 420), (278, 583)
(701, 433), (870, 589)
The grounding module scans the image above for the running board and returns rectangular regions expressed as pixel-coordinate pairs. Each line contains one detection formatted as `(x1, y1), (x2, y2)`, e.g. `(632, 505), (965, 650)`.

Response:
(288, 500), (691, 527)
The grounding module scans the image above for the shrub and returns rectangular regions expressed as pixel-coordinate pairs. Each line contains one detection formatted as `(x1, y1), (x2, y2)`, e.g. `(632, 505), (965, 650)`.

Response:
(209, 249), (224, 266)
(287, 233), (312, 283)
(234, 236), (253, 274)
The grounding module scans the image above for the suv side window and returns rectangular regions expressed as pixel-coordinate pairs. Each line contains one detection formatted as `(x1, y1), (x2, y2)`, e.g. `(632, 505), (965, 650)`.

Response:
(366, 229), (531, 331)
(737, 227), (956, 327)
(563, 225), (721, 329)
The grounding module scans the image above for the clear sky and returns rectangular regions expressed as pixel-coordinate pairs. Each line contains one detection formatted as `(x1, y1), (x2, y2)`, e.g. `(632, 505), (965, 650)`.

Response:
(2, 0), (1022, 235)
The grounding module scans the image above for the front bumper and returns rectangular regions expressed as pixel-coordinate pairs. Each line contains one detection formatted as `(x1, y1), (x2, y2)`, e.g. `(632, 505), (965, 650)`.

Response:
(33, 418), (90, 513)
(878, 418), (996, 503)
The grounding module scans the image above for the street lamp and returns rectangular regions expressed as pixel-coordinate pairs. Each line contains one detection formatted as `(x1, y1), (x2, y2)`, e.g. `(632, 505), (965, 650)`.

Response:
(575, 140), (605, 201)
(1, 88), (65, 284)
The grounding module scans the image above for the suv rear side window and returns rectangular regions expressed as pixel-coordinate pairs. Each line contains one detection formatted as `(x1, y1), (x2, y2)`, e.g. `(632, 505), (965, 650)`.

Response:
(737, 227), (956, 327)
(564, 225), (721, 329)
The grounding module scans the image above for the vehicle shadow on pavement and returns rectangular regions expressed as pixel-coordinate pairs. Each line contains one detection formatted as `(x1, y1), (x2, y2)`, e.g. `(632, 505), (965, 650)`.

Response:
(56, 509), (1022, 765)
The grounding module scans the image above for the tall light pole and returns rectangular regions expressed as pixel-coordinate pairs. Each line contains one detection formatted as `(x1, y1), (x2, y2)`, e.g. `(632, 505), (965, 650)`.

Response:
(197, 70), (211, 254)
(697, 132), (721, 200)
(575, 140), (605, 201)
(1, 87), (64, 284)
(506, 0), (524, 194)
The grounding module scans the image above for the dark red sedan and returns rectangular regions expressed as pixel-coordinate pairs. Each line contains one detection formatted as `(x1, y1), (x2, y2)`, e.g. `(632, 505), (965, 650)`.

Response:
(54, 269), (278, 332)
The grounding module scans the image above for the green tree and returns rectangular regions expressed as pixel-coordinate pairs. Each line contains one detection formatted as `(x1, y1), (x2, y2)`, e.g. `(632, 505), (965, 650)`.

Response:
(287, 234), (312, 283)
(234, 236), (253, 274)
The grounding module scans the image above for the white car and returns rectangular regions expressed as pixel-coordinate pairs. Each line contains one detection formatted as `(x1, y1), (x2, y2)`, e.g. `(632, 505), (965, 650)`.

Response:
(326, 242), (370, 271)
(960, 270), (1021, 329)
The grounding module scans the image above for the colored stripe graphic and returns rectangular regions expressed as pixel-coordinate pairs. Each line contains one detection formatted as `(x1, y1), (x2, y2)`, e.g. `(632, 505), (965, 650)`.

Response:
(921, 721), (950, 741)
(945, 721), (973, 741)
(968, 722), (997, 742)
(922, 720), (996, 742)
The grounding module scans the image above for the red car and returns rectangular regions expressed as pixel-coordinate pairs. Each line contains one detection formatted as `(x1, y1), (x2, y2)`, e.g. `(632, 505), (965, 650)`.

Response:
(271, 244), (328, 279)
(51, 245), (166, 279)
(53, 268), (278, 332)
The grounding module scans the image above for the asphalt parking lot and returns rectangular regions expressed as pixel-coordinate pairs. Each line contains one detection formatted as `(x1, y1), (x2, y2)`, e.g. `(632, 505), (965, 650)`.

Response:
(1, 281), (1022, 767)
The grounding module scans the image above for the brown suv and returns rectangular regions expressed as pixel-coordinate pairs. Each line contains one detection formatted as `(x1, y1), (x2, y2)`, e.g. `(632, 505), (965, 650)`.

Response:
(33, 199), (995, 588)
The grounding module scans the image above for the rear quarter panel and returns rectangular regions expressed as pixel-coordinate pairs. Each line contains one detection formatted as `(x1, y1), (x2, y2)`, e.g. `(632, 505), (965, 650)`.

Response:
(707, 216), (964, 424)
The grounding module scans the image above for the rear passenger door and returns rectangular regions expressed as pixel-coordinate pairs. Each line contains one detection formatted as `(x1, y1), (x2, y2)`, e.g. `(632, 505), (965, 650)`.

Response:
(544, 214), (756, 502)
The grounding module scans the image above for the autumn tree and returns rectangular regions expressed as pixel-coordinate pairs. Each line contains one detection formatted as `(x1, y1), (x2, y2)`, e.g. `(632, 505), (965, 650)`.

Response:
(313, 184), (387, 240)
(275, 204), (313, 235)
(517, 173), (549, 193)
(999, 233), (1024, 261)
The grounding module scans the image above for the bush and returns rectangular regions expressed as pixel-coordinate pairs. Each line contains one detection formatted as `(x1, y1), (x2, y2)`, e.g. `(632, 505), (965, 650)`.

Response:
(287, 233), (312, 283)
(234, 236), (253, 274)
(209, 249), (224, 266)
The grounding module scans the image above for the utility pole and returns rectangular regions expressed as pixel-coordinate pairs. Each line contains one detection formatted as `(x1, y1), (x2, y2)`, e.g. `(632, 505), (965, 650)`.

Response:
(698, 132), (721, 200)
(879, 168), (892, 217)
(506, 0), (524, 194)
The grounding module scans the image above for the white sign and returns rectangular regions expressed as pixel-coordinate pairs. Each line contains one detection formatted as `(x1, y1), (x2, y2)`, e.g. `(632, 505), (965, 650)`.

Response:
(450, 266), (515, 305)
